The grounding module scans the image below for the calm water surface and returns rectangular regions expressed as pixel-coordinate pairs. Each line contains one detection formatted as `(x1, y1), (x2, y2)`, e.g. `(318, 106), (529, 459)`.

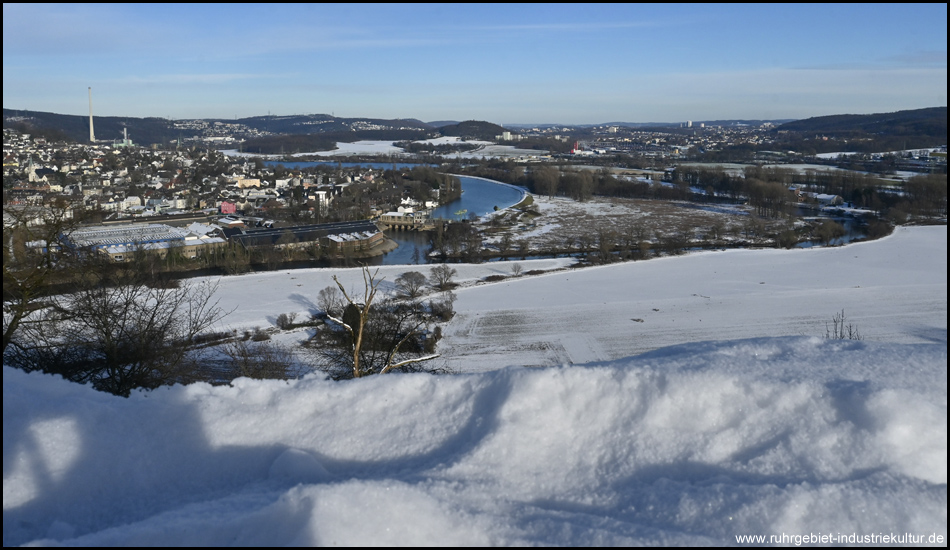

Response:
(380, 176), (525, 265)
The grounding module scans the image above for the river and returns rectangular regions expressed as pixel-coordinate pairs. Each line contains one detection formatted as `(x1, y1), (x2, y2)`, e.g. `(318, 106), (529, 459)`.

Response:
(377, 176), (526, 265)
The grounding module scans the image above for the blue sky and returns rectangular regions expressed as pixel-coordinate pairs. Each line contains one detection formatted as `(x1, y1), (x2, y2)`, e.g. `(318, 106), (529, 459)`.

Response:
(3, 3), (946, 124)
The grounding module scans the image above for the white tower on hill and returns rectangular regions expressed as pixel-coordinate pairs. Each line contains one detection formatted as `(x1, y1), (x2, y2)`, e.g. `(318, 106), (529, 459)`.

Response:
(88, 87), (96, 143)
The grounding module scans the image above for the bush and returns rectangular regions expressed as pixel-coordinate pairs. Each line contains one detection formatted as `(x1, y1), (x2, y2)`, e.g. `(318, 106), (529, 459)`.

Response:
(776, 229), (799, 249)
(222, 338), (293, 380)
(428, 292), (456, 322)
(5, 274), (227, 397)
(825, 309), (862, 340)
(276, 312), (298, 330)
(866, 220), (893, 240)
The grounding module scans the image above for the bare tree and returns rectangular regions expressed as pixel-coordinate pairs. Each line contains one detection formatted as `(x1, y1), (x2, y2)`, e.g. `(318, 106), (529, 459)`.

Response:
(815, 220), (846, 246)
(275, 312), (298, 330)
(317, 285), (345, 318)
(6, 261), (229, 396)
(498, 232), (514, 257)
(318, 267), (440, 379)
(428, 290), (457, 322)
(532, 165), (559, 197)
(3, 201), (85, 354)
(428, 264), (458, 291)
(395, 270), (427, 300)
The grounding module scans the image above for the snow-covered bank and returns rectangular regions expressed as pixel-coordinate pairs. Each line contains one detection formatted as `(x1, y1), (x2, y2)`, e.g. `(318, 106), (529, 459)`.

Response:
(3, 337), (945, 546)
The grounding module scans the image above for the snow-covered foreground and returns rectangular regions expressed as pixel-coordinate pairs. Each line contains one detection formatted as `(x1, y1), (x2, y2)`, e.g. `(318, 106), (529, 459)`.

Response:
(3, 227), (947, 546)
(4, 337), (946, 546)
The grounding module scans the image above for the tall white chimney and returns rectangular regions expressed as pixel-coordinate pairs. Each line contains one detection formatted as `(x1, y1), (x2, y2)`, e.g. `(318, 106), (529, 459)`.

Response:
(88, 87), (96, 143)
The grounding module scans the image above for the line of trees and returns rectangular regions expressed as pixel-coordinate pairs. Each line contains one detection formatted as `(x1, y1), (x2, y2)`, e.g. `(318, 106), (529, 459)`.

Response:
(682, 167), (946, 221)
(455, 157), (944, 224)
(459, 161), (691, 203)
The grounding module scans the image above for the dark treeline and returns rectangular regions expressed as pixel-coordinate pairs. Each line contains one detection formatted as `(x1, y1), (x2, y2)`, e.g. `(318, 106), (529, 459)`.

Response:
(400, 165), (462, 203)
(774, 134), (941, 157)
(436, 120), (507, 140)
(4, 120), (75, 144)
(395, 140), (480, 154)
(426, 215), (735, 266)
(451, 158), (946, 223)
(455, 160), (691, 203)
(714, 107), (949, 160)
(429, 220), (484, 263)
(3, 110), (178, 146)
(699, 135), (945, 162)
(681, 166), (947, 221)
(497, 136), (575, 154)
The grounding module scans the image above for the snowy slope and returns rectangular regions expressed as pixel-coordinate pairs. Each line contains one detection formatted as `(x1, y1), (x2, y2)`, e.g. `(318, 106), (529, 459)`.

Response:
(3, 226), (947, 546)
(202, 226), (946, 372)
(440, 226), (947, 371)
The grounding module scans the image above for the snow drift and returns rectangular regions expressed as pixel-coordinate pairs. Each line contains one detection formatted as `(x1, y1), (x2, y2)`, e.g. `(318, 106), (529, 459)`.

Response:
(4, 336), (946, 546)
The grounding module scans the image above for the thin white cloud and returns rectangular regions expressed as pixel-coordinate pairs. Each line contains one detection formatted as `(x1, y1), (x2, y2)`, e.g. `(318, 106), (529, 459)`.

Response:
(479, 21), (661, 32)
(117, 73), (281, 85)
(883, 50), (948, 66)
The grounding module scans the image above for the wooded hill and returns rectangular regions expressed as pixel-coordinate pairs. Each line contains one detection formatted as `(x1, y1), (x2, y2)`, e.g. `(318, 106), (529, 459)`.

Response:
(436, 120), (508, 141)
(777, 107), (946, 136)
(771, 107), (947, 154)
(2, 108), (515, 151)
(3, 109), (178, 146)
(2, 110), (436, 147)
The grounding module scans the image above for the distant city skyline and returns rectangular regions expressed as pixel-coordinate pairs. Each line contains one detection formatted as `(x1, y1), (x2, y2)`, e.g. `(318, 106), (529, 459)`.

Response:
(3, 3), (947, 125)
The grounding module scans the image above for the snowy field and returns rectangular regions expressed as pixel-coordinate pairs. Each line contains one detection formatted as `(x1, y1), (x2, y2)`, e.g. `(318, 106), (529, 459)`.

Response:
(222, 139), (541, 159)
(492, 193), (766, 254)
(198, 226), (945, 374)
(414, 136), (492, 147)
(222, 141), (407, 159)
(293, 140), (406, 157)
(4, 226), (947, 546)
(459, 143), (550, 159)
(440, 225), (946, 372)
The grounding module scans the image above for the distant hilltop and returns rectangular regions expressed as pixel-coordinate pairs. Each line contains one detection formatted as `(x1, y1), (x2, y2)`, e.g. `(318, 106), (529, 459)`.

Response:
(4, 106), (946, 149)
(1, 109), (520, 148)
(776, 106), (946, 136)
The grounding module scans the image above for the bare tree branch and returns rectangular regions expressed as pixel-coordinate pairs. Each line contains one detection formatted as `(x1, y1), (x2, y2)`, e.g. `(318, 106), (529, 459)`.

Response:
(314, 267), (445, 379)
